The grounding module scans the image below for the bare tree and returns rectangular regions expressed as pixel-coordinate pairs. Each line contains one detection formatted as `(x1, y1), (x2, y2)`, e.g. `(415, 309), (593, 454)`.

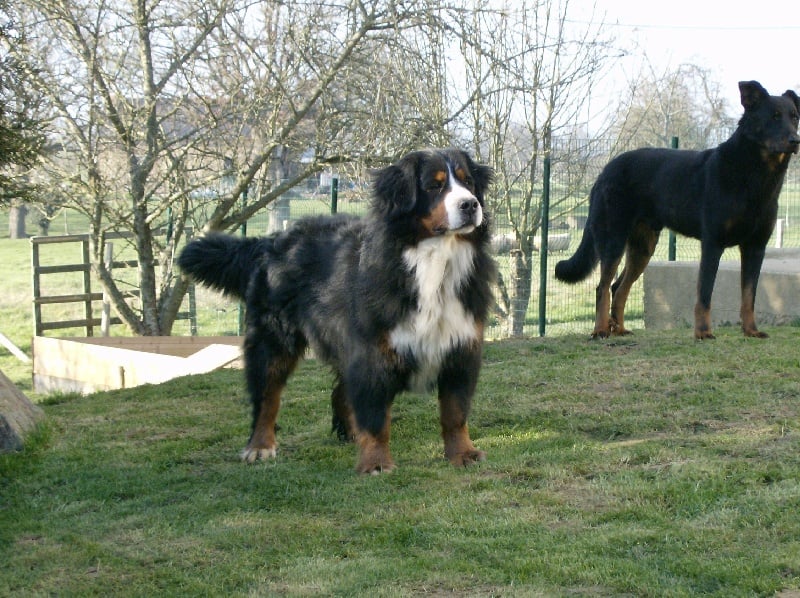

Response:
(613, 63), (735, 150)
(10, 0), (453, 335)
(0, 0), (46, 238)
(454, 0), (616, 336)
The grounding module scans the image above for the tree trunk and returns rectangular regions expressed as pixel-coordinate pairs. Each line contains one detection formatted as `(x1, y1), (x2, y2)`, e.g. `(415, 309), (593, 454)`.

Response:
(268, 197), (291, 233)
(508, 248), (533, 337)
(0, 369), (43, 452)
(8, 204), (28, 239)
(37, 216), (50, 236)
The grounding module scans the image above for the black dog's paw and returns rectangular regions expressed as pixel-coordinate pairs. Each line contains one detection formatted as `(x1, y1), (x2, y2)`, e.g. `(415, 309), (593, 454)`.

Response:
(331, 415), (355, 443)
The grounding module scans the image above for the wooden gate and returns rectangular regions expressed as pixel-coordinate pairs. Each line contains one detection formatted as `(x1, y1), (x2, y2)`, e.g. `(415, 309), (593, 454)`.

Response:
(30, 232), (195, 337)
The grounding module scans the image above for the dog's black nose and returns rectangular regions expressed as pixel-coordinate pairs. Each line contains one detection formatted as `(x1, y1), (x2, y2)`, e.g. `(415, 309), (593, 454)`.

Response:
(459, 198), (479, 215)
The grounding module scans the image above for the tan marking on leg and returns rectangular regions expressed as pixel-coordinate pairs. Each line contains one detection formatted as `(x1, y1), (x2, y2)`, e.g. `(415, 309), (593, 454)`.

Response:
(740, 282), (768, 338)
(439, 391), (485, 467)
(694, 302), (715, 340)
(593, 256), (622, 339)
(241, 388), (281, 462)
(241, 354), (300, 463)
(355, 411), (394, 474)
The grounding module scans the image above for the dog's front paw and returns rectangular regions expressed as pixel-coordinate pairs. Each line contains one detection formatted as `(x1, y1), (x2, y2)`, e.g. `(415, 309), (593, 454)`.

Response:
(240, 446), (277, 463)
(447, 448), (487, 467)
(743, 328), (768, 338)
(356, 434), (395, 474)
(357, 459), (396, 475)
(694, 329), (716, 340)
(356, 452), (395, 475)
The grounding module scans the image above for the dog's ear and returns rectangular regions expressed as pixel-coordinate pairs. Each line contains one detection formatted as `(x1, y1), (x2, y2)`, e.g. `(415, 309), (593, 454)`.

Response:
(783, 89), (800, 111)
(739, 81), (769, 111)
(373, 151), (421, 214)
(459, 150), (494, 200)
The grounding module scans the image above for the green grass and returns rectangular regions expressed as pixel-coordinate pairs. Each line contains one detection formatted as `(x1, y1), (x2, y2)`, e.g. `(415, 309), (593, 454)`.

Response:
(2, 330), (800, 596)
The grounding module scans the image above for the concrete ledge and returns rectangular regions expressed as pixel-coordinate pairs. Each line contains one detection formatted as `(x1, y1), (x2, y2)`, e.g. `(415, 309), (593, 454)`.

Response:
(644, 248), (800, 330)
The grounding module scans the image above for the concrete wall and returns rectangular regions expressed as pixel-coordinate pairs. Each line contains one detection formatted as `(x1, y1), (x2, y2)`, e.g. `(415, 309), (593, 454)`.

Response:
(644, 248), (800, 330)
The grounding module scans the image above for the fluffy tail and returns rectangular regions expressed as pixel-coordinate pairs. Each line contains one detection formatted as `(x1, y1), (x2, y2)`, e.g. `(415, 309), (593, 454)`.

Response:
(554, 225), (598, 283)
(177, 233), (266, 300)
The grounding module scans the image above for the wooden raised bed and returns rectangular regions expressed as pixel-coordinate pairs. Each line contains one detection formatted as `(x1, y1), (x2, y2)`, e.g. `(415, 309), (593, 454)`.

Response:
(33, 336), (243, 394)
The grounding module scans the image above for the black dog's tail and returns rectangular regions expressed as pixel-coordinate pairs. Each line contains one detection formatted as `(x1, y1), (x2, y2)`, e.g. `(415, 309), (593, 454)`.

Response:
(177, 233), (266, 300)
(554, 225), (598, 283)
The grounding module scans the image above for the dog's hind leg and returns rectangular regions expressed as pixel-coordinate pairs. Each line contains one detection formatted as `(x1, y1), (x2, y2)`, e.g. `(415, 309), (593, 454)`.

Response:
(739, 244), (769, 338)
(593, 254), (623, 339)
(241, 332), (303, 463)
(331, 379), (356, 442)
(609, 225), (659, 335)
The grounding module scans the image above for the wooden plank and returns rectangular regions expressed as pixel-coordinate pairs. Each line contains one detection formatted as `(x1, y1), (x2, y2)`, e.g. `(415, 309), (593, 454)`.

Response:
(38, 318), (122, 332)
(178, 344), (241, 375)
(0, 332), (30, 363)
(31, 242), (42, 337)
(70, 335), (241, 357)
(34, 293), (105, 305)
(30, 233), (93, 245)
(82, 240), (92, 336)
(29, 228), (173, 245)
(35, 263), (90, 275)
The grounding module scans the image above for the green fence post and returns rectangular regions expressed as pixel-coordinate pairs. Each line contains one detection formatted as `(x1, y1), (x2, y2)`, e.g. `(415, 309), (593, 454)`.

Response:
(668, 136), (678, 261)
(538, 156), (551, 337)
(331, 176), (339, 215)
(238, 186), (248, 336)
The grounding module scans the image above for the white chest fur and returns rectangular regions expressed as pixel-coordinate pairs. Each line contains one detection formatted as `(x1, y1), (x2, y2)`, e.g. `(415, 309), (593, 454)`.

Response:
(389, 236), (478, 390)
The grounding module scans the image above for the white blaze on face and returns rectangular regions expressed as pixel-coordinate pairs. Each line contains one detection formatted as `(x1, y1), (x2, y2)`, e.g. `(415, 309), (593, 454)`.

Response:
(389, 235), (478, 391)
(442, 165), (482, 232)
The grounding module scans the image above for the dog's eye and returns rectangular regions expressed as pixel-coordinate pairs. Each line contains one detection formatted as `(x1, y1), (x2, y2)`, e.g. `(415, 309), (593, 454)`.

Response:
(774, 111), (782, 121)
(426, 180), (445, 192)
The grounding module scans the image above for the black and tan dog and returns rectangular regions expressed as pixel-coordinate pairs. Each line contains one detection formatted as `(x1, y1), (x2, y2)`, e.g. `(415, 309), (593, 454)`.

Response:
(556, 80), (800, 339)
(178, 148), (495, 473)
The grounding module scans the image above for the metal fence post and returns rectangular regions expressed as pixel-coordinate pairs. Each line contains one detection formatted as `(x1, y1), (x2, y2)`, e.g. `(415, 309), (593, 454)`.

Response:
(538, 156), (551, 337)
(237, 186), (248, 336)
(331, 176), (338, 214)
(668, 136), (678, 261)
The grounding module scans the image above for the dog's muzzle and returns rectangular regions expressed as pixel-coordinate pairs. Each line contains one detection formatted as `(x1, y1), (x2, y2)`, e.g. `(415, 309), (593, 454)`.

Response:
(452, 198), (483, 231)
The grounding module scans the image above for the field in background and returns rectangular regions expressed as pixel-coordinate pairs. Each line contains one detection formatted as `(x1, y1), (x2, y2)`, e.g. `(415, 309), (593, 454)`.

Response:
(1, 146), (799, 383)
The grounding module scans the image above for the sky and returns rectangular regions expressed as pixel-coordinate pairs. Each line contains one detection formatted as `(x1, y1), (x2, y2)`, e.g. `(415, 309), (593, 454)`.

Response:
(576, 0), (800, 116)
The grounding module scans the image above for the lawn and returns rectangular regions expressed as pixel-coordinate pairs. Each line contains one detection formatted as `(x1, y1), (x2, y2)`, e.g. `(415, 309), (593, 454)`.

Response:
(2, 329), (800, 596)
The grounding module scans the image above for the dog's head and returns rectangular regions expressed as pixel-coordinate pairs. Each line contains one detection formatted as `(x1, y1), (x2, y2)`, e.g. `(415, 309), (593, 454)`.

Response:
(738, 80), (800, 155)
(372, 148), (494, 238)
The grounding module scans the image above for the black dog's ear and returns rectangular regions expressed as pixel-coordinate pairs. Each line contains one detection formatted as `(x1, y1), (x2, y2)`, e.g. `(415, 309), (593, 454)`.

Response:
(783, 89), (800, 111)
(372, 151), (421, 214)
(458, 150), (494, 200)
(739, 80), (769, 111)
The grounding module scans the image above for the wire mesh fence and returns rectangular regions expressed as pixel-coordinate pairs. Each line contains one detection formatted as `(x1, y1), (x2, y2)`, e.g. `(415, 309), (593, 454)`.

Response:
(186, 138), (800, 339)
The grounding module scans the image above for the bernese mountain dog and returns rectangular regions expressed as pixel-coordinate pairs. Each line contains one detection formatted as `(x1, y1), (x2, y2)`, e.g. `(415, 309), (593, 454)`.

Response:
(178, 148), (495, 473)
